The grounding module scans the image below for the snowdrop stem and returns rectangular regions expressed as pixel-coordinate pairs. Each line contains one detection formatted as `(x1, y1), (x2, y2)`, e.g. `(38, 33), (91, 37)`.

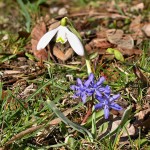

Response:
(85, 55), (92, 75)
(84, 46), (92, 74)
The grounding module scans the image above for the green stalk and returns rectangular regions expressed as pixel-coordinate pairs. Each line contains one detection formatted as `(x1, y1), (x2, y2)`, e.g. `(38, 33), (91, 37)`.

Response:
(91, 106), (97, 139)
(85, 52), (92, 74)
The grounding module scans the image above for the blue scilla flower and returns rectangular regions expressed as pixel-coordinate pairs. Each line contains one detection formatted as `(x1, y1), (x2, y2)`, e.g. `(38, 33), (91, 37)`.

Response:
(70, 75), (94, 103)
(95, 94), (123, 119)
(88, 73), (111, 97)
(70, 73), (111, 103)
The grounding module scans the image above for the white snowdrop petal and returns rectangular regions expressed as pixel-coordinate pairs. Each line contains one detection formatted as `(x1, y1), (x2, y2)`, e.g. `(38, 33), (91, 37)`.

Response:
(56, 26), (67, 44)
(37, 27), (59, 50)
(66, 29), (84, 56)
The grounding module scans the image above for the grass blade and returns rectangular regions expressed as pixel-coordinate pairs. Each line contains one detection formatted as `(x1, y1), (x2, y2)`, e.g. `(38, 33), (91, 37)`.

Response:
(47, 100), (93, 142)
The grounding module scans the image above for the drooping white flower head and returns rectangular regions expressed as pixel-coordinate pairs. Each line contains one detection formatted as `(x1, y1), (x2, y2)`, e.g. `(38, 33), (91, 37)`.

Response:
(37, 22), (85, 56)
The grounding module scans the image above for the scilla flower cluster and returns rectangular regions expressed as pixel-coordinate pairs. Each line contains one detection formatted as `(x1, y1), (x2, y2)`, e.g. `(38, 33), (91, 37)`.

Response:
(70, 73), (122, 119)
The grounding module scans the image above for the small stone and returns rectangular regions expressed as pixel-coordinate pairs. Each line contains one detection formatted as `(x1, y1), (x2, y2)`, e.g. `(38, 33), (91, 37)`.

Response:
(17, 57), (27, 61)
(58, 8), (68, 16)
(49, 7), (59, 14)
(1, 34), (9, 41)
(0, 2), (5, 8)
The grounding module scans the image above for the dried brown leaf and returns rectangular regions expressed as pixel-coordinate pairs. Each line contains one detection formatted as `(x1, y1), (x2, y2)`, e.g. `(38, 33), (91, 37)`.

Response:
(142, 23), (150, 37)
(134, 107), (150, 131)
(85, 37), (113, 55)
(117, 47), (142, 56)
(111, 120), (135, 137)
(106, 29), (134, 49)
(145, 87), (150, 101)
(137, 108), (150, 120)
(117, 35), (134, 49)
(91, 38), (113, 48)
(53, 47), (74, 61)
(129, 15), (142, 33)
(31, 22), (48, 60)
(129, 15), (144, 43)
(133, 66), (150, 86)
(106, 29), (124, 44)
(130, 3), (144, 12)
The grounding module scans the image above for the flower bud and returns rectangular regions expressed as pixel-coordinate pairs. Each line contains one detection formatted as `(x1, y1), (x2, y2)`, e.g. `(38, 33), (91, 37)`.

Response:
(60, 17), (67, 26)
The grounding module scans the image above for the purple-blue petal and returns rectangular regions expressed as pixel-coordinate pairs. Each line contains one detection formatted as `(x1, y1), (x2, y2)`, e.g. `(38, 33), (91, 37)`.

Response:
(104, 105), (109, 119)
(95, 90), (103, 97)
(77, 78), (83, 86)
(95, 95), (104, 102)
(96, 76), (105, 86)
(86, 88), (93, 93)
(110, 94), (120, 102)
(110, 103), (122, 110)
(88, 73), (94, 81)
(81, 94), (87, 103)
(84, 73), (94, 87)
(84, 79), (92, 87)
(104, 94), (110, 99)
(94, 103), (103, 109)
(104, 85), (111, 94)
(87, 92), (93, 96)
(75, 90), (80, 95)
(72, 95), (78, 99)
(70, 85), (78, 91)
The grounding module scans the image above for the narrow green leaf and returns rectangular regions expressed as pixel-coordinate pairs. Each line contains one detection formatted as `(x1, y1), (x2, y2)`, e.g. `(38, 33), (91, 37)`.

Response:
(119, 105), (132, 128)
(47, 100), (93, 141)
(25, 52), (36, 61)
(27, 80), (52, 101)
(98, 121), (109, 135)
(0, 81), (2, 100)
(84, 109), (104, 127)
(91, 110), (97, 138)
(89, 52), (98, 60)
(0, 54), (16, 63)
(17, 0), (31, 32)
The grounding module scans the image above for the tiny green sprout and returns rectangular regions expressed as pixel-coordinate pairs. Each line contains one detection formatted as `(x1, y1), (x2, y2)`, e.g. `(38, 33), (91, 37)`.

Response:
(106, 48), (114, 54)
(106, 48), (124, 62)
(114, 49), (124, 62)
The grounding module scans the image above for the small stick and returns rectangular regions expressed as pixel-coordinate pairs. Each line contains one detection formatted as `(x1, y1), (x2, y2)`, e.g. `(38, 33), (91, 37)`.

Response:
(82, 102), (92, 124)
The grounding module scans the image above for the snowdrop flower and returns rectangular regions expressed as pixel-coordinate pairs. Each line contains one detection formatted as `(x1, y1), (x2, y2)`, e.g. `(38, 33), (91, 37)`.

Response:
(37, 18), (85, 56)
